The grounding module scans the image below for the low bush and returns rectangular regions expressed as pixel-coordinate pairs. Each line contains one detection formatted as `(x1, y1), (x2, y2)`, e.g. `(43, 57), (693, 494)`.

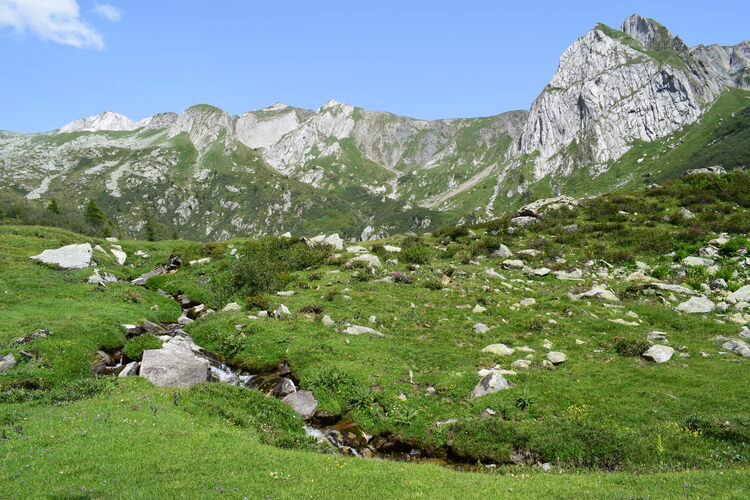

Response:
(613, 336), (651, 357)
(122, 334), (162, 361)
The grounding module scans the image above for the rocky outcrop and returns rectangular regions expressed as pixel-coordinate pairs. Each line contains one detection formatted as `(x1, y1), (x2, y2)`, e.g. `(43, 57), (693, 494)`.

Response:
(59, 111), (137, 133)
(30, 244), (93, 269)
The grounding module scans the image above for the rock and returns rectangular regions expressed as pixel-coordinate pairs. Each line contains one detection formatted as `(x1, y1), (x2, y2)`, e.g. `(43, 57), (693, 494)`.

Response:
(720, 339), (750, 358)
(166, 256), (182, 270)
(368, 315), (377, 324)
(272, 378), (297, 397)
(481, 344), (515, 356)
(541, 360), (555, 369)
(134, 250), (150, 258)
(471, 372), (513, 398)
(484, 268), (504, 279)
(503, 259), (525, 269)
(118, 361), (139, 377)
(280, 232), (292, 238)
(473, 323), (489, 334)
(517, 249), (541, 257)
(276, 291), (295, 296)
(189, 257), (211, 266)
(555, 269), (583, 280)
(570, 286), (619, 301)
(274, 304), (290, 319)
(511, 359), (531, 370)
(510, 216), (537, 228)
(222, 302), (242, 312)
(342, 325), (384, 337)
(651, 283), (695, 295)
(321, 315), (335, 327)
(546, 352), (567, 364)
(682, 256), (713, 267)
(684, 166), (726, 176)
(709, 279), (728, 290)
(493, 244), (513, 258)
(347, 254), (382, 268)
(383, 245), (401, 253)
(678, 207), (695, 219)
(0, 353), (17, 374)
(472, 305), (487, 313)
(131, 266), (167, 286)
(282, 390), (318, 419)
(642, 345), (675, 363)
(141, 320), (165, 335)
(346, 245), (368, 253)
(731, 285), (750, 303)
(534, 267), (551, 276)
(322, 234), (344, 250)
(30, 243), (93, 269)
(187, 304), (206, 319)
(699, 246), (719, 258)
(87, 269), (118, 285)
(517, 196), (579, 218)
(177, 315), (193, 326)
(109, 247), (127, 265)
(140, 348), (210, 388)
(519, 298), (536, 307)
(676, 296), (715, 314)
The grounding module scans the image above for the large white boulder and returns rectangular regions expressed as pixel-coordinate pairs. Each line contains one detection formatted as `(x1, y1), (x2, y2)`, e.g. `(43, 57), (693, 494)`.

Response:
(676, 296), (715, 314)
(471, 372), (513, 398)
(140, 348), (210, 388)
(30, 243), (93, 269)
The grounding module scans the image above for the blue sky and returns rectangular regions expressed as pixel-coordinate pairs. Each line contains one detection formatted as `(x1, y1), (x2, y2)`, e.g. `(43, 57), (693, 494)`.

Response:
(1, 0), (748, 132)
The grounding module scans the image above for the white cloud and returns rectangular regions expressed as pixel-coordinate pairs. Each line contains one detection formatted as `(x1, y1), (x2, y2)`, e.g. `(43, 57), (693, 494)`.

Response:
(93, 3), (120, 22)
(0, 0), (104, 49)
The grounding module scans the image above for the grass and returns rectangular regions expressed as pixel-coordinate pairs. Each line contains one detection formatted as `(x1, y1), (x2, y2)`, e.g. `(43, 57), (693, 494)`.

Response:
(1, 172), (750, 496)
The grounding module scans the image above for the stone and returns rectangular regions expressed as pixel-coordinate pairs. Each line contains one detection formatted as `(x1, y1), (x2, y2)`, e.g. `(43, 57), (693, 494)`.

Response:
(272, 378), (297, 397)
(720, 339), (750, 358)
(322, 234), (344, 250)
(222, 302), (242, 312)
(109, 247), (127, 265)
(471, 372), (513, 398)
(346, 245), (368, 253)
(87, 269), (118, 285)
(274, 304), (290, 319)
(685, 166), (726, 176)
(177, 315), (193, 326)
(676, 296), (715, 314)
(282, 390), (318, 419)
(142, 320), (165, 335)
(30, 243), (92, 269)
(187, 304), (206, 319)
(0, 353), (17, 374)
(342, 325), (384, 337)
(383, 245), (401, 253)
(519, 298), (536, 307)
(189, 257), (211, 266)
(642, 345), (675, 363)
(517, 196), (579, 218)
(534, 267), (551, 276)
(570, 286), (619, 302)
(682, 256), (713, 267)
(730, 285), (750, 303)
(517, 249), (541, 257)
(118, 361), (139, 377)
(131, 266), (167, 286)
(140, 348), (210, 388)
(472, 305), (487, 313)
(493, 244), (513, 258)
(546, 352), (567, 364)
(473, 323), (489, 334)
(321, 315), (335, 327)
(510, 216), (537, 228)
(481, 344), (515, 356)
(484, 268), (504, 279)
(347, 254), (382, 268)
(651, 283), (695, 295)
(503, 259), (525, 269)
(511, 359), (531, 370)
(555, 269), (583, 280)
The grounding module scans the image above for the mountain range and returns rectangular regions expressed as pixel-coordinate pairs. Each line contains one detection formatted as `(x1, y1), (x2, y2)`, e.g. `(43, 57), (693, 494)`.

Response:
(1, 14), (748, 241)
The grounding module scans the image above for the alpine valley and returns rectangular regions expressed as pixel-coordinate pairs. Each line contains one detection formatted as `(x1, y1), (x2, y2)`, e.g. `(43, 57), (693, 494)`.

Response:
(2, 14), (748, 241)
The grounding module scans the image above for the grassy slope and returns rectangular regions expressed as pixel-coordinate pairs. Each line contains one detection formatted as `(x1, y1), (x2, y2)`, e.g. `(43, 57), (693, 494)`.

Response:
(2, 174), (750, 497)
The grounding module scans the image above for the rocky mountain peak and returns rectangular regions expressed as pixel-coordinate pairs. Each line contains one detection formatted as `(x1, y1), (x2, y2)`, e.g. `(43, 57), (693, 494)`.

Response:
(59, 111), (136, 133)
(168, 104), (231, 152)
(620, 14), (685, 52)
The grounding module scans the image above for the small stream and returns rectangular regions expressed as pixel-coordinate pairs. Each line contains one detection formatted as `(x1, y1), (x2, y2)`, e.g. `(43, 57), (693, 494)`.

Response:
(99, 261), (489, 470)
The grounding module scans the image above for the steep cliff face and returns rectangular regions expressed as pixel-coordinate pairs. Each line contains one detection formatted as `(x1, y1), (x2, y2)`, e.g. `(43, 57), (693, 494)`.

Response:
(512, 15), (736, 180)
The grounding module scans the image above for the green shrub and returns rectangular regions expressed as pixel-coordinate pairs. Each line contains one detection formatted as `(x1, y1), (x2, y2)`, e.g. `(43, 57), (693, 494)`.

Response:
(299, 303), (324, 315)
(401, 245), (432, 264)
(651, 264), (670, 280)
(422, 279), (443, 290)
(122, 334), (162, 361)
(685, 265), (709, 290)
(245, 294), (270, 311)
(435, 225), (469, 242)
(613, 336), (651, 357)
(720, 237), (747, 256)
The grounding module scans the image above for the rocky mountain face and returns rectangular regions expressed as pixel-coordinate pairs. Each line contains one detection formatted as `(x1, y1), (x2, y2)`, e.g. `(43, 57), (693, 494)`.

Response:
(1, 14), (748, 240)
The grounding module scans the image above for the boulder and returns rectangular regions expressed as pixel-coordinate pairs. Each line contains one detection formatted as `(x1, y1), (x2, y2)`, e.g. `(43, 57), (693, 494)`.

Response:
(109, 246), (127, 265)
(682, 256), (713, 267)
(0, 353), (17, 374)
(321, 315), (335, 327)
(493, 244), (513, 258)
(510, 359), (531, 370)
(684, 166), (726, 176)
(503, 259), (525, 269)
(481, 344), (515, 356)
(510, 216), (537, 228)
(383, 245), (401, 253)
(517, 196), (579, 218)
(731, 285), (750, 303)
(519, 298), (536, 307)
(322, 234), (344, 250)
(30, 243), (93, 269)
(471, 372), (513, 398)
(642, 345), (675, 363)
(140, 348), (210, 388)
(347, 254), (382, 268)
(221, 302), (242, 312)
(570, 286), (619, 302)
(131, 266), (167, 286)
(346, 245), (368, 253)
(342, 325), (384, 337)
(675, 296), (715, 314)
(678, 207), (695, 219)
(272, 378), (297, 397)
(546, 352), (567, 364)
(555, 269), (583, 280)
(118, 361), (139, 377)
(87, 269), (118, 285)
(282, 390), (318, 419)
(651, 283), (695, 295)
(274, 304), (290, 319)
(721, 339), (750, 358)
(473, 323), (489, 334)
(534, 267), (551, 276)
